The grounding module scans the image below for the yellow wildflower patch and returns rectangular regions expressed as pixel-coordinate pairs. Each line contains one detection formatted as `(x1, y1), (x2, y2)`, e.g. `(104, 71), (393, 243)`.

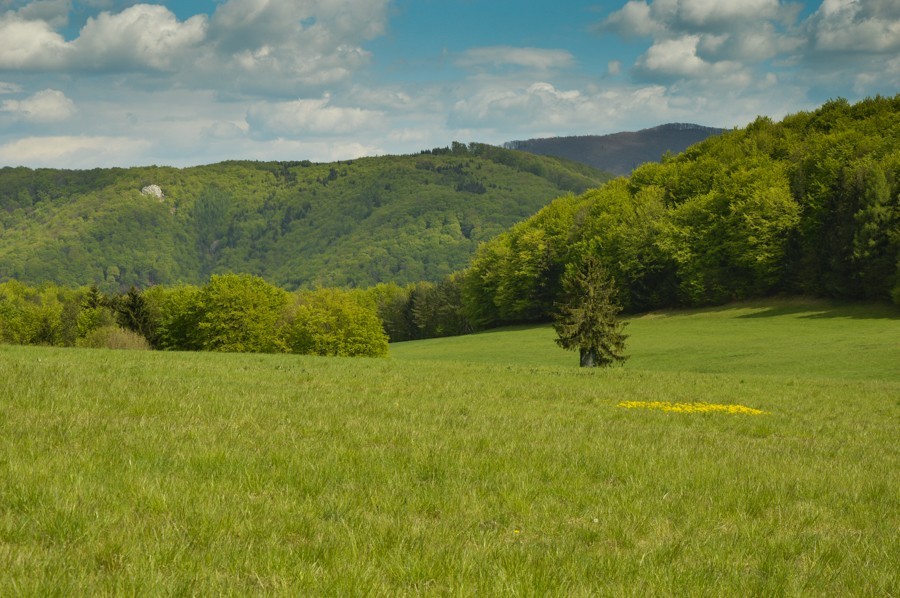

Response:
(617, 400), (767, 415)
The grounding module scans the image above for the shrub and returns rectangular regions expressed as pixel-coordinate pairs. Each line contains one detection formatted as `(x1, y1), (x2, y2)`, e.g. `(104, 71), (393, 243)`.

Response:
(282, 288), (389, 357)
(196, 274), (288, 353)
(76, 325), (151, 350)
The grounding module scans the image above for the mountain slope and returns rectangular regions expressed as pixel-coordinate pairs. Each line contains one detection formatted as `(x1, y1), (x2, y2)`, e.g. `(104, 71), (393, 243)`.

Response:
(505, 123), (725, 175)
(0, 144), (611, 291)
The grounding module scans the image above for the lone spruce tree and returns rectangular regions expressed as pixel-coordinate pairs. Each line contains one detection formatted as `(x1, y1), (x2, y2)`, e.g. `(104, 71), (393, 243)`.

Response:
(553, 254), (628, 367)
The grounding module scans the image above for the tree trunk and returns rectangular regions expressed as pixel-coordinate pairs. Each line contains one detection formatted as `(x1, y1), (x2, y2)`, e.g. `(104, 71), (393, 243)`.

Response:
(580, 348), (597, 368)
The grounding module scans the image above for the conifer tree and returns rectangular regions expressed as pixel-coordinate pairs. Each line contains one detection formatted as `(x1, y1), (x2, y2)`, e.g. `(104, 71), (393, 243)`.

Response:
(553, 254), (628, 367)
(114, 286), (154, 342)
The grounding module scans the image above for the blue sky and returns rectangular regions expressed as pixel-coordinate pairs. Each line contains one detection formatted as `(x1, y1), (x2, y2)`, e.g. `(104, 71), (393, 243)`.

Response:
(0, 0), (898, 168)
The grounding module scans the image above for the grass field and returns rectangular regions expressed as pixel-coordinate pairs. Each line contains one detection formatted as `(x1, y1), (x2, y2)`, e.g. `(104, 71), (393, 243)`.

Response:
(391, 298), (900, 380)
(1, 299), (898, 594)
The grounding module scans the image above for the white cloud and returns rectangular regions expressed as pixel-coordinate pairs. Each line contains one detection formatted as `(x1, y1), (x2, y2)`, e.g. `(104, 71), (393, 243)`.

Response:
(0, 0), (390, 91)
(246, 94), (383, 137)
(201, 0), (388, 89)
(0, 12), (69, 69)
(15, 0), (70, 27)
(1, 88), (75, 122)
(604, 0), (900, 86)
(448, 81), (671, 134)
(636, 34), (744, 78)
(808, 0), (900, 53)
(602, 1), (662, 37)
(674, 0), (782, 29)
(0, 135), (152, 167)
(456, 46), (575, 71)
(0, 81), (23, 94)
(72, 4), (207, 71)
(605, 0), (791, 35)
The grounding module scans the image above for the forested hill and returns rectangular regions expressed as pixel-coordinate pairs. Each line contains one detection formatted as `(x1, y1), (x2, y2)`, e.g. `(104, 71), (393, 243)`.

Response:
(505, 123), (725, 175)
(0, 143), (611, 291)
(465, 96), (900, 328)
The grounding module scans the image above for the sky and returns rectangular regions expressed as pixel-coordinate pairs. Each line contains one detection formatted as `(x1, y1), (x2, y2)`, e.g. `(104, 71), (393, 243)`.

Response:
(0, 0), (898, 168)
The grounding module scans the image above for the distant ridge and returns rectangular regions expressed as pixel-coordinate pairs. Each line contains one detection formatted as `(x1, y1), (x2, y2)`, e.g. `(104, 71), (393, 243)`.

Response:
(505, 123), (725, 176)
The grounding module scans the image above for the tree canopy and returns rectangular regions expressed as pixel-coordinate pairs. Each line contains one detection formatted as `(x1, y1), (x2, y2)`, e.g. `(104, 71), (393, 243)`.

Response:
(0, 146), (611, 292)
(463, 95), (900, 329)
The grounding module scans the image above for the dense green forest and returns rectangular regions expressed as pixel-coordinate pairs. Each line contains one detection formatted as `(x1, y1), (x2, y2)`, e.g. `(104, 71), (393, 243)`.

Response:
(0, 143), (610, 292)
(461, 96), (900, 328)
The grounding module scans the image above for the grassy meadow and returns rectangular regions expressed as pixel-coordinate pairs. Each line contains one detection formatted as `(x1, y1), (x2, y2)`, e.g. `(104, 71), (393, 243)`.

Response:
(1, 299), (898, 594)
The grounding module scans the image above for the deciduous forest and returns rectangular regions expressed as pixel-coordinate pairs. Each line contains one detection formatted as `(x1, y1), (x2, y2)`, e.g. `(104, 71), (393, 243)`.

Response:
(0, 144), (608, 291)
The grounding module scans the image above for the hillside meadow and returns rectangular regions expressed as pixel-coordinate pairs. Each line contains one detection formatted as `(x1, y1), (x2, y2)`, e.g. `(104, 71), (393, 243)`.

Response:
(1, 299), (898, 594)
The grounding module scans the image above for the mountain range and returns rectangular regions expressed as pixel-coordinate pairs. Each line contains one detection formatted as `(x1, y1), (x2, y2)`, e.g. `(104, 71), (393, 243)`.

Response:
(505, 123), (726, 175)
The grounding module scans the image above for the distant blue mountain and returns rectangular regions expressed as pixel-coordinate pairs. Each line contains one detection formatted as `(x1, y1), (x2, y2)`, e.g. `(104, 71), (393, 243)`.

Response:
(505, 123), (725, 176)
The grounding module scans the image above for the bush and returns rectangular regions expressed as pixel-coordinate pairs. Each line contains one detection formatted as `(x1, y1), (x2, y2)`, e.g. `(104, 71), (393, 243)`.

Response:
(282, 288), (388, 357)
(196, 274), (288, 353)
(76, 325), (151, 350)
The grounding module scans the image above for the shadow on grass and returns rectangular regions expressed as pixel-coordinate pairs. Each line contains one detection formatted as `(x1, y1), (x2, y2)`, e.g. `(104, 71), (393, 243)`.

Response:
(735, 301), (899, 321)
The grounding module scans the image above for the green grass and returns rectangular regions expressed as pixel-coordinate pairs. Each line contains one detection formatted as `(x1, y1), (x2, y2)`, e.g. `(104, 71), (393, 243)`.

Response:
(1, 298), (898, 594)
(391, 298), (900, 380)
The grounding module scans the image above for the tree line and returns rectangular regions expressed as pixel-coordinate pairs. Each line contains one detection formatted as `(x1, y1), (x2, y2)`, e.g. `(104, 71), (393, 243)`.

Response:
(0, 274), (388, 357)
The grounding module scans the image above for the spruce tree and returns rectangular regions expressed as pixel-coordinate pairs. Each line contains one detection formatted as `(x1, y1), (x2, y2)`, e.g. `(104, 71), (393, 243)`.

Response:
(553, 254), (628, 367)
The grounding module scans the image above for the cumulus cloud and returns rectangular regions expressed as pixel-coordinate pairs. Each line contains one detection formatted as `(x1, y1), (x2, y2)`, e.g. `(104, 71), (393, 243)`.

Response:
(603, 0), (791, 36)
(673, 0), (784, 29)
(0, 4), (205, 71)
(0, 12), (69, 69)
(602, 0), (805, 78)
(246, 94), (383, 137)
(808, 0), (900, 53)
(456, 46), (575, 71)
(15, 0), (70, 27)
(0, 88), (75, 122)
(602, 0), (900, 84)
(0, 0), (390, 90)
(199, 0), (388, 89)
(636, 35), (744, 79)
(72, 4), (207, 71)
(601, 0), (663, 37)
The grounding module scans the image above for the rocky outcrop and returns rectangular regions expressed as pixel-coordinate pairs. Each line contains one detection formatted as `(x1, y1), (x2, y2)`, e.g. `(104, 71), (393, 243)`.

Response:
(141, 184), (164, 199)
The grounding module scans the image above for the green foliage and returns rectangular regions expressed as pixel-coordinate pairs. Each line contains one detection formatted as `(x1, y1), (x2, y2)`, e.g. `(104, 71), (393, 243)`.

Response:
(0, 276), (396, 358)
(463, 95), (900, 327)
(195, 274), (288, 353)
(76, 325), (151, 350)
(0, 281), (85, 346)
(553, 254), (628, 367)
(359, 276), (474, 342)
(409, 274), (472, 339)
(282, 287), (388, 357)
(143, 284), (203, 351)
(75, 285), (116, 339)
(363, 282), (419, 342)
(113, 286), (155, 341)
(0, 149), (611, 292)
